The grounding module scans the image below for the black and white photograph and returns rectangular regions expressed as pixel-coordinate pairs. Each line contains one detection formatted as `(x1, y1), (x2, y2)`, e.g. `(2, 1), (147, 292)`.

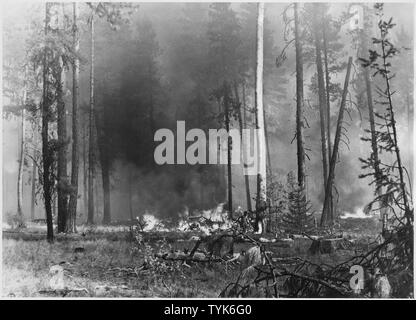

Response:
(1, 1), (414, 301)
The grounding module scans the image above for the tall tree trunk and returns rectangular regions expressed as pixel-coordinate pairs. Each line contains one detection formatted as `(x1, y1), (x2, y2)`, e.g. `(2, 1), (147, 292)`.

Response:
(87, 13), (95, 225)
(234, 82), (252, 212)
(360, 22), (386, 232)
(30, 132), (37, 221)
(263, 107), (272, 178)
(128, 171), (133, 221)
(380, 34), (410, 220)
(242, 83), (252, 211)
(197, 91), (204, 209)
(57, 52), (68, 233)
(407, 93), (413, 180)
(95, 106), (112, 225)
(67, 2), (79, 233)
(42, 2), (53, 242)
(322, 57), (353, 220)
(223, 81), (233, 216)
(294, 2), (306, 189)
(322, 19), (334, 221)
(313, 4), (329, 226)
(255, 2), (267, 233)
(101, 156), (111, 224)
(83, 119), (88, 217)
(17, 105), (25, 220)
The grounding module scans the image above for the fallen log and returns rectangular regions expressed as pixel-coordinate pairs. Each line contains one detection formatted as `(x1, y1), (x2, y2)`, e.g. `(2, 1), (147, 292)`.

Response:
(154, 252), (223, 263)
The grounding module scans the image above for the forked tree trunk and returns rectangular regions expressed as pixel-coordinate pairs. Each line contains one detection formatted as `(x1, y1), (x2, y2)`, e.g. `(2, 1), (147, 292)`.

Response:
(322, 57), (353, 219)
(67, 2), (80, 233)
(312, 4), (329, 226)
(322, 19), (334, 221)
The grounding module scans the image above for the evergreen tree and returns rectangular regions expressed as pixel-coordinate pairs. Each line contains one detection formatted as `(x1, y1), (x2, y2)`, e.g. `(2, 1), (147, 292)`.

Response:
(282, 171), (314, 234)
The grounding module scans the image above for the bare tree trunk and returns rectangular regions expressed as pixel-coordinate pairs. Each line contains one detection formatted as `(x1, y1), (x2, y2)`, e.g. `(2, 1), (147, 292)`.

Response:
(42, 2), (53, 242)
(313, 4), (329, 226)
(87, 14), (95, 225)
(242, 83), (252, 211)
(17, 107), (25, 220)
(234, 82), (252, 212)
(263, 107), (272, 178)
(197, 92), (205, 209)
(128, 171), (133, 221)
(407, 93), (413, 180)
(223, 81), (233, 216)
(67, 2), (79, 233)
(30, 133), (37, 221)
(101, 156), (111, 225)
(57, 52), (68, 233)
(294, 2), (306, 189)
(322, 57), (353, 219)
(322, 20), (334, 221)
(255, 2), (267, 233)
(83, 119), (88, 218)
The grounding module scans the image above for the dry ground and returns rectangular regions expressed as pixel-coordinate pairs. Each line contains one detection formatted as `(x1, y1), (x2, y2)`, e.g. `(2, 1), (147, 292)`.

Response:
(2, 222), (377, 298)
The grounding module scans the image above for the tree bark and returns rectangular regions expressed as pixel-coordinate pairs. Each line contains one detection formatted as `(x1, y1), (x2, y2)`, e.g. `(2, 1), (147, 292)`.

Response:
(57, 52), (68, 233)
(101, 156), (111, 224)
(255, 2), (267, 232)
(322, 57), (353, 220)
(322, 18), (334, 221)
(17, 103), (26, 220)
(223, 81), (233, 216)
(312, 4), (329, 226)
(128, 170), (133, 221)
(360, 19), (386, 232)
(87, 13), (95, 225)
(235, 82), (252, 212)
(42, 2), (54, 242)
(241, 83), (252, 211)
(380, 31), (410, 220)
(30, 134), (37, 221)
(263, 107), (272, 178)
(294, 2), (306, 189)
(67, 2), (79, 233)
(83, 119), (88, 217)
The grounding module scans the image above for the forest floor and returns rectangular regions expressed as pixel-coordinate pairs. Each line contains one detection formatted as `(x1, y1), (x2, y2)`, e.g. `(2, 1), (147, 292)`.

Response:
(2, 219), (381, 298)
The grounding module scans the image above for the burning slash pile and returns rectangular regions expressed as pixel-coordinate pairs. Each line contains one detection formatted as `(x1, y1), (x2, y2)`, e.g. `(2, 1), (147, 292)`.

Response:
(128, 197), (412, 298)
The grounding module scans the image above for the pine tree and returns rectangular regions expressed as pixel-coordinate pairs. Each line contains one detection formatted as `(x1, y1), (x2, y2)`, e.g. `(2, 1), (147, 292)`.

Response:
(358, 4), (412, 229)
(282, 172), (314, 234)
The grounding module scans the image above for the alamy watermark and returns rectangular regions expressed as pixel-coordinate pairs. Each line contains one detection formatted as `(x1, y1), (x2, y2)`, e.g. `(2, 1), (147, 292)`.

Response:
(153, 121), (263, 176)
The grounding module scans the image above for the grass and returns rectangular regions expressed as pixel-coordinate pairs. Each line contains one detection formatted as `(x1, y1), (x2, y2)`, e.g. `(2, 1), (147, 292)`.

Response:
(2, 222), (376, 298)
(2, 235), (242, 297)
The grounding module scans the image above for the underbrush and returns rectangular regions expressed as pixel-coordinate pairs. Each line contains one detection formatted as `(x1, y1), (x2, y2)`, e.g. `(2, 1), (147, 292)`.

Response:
(2, 237), (240, 297)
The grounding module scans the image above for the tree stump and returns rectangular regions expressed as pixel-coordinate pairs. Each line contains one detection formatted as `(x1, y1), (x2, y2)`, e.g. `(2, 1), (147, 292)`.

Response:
(308, 238), (345, 254)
